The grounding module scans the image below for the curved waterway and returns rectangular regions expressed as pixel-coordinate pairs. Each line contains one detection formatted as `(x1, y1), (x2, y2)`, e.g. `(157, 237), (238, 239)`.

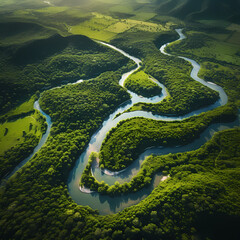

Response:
(67, 29), (237, 215)
(4, 29), (239, 214)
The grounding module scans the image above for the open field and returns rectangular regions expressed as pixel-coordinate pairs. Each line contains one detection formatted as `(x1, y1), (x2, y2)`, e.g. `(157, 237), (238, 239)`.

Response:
(191, 40), (240, 65)
(69, 12), (176, 41)
(0, 111), (44, 155)
(1, 95), (37, 121)
(0, 4), (177, 44)
(69, 13), (118, 41)
(167, 29), (240, 66)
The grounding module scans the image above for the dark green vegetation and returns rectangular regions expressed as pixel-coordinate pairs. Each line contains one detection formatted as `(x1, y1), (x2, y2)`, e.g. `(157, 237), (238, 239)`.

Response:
(1, 0), (239, 24)
(0, 0), (240, 239)
(124, 70), (162, 97)
(0, 71), (131, 239)
(0, 22), (56, 46)
(0, 95), (47, 179)
(0, 124), (43, 180)
(0, 22), (132, 181)
(112, 30), (220, 116)
(155, 0), (240, 23)
(0, 33), (132, 114)
(95, 104), (237, 172)
(40, 71), (130, 135)
(80, 128), (240, 239)
(165, 26), (240, 106)
(1, 123), (240, 239)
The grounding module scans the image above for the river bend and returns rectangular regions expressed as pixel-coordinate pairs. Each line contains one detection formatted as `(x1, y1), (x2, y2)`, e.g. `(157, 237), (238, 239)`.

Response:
(4, 29), (239, 215)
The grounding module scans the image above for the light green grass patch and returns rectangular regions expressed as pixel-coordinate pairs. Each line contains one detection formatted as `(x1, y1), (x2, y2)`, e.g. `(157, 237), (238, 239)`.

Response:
(69, 13), (118, 41)
(227, 23), (240, 32)
(0, 111), (43, 155)
(133, 22), (165, 32)
(70, 25), (116, 41)
(70, 12), (170, 40)
(126, 19), (169, 32)
(8, 9), (37, 20)
(198, 41), (240, 65)
(2, 96), (37, 120)
(0, 0), (16, 6)
(105, 21), (134, 33)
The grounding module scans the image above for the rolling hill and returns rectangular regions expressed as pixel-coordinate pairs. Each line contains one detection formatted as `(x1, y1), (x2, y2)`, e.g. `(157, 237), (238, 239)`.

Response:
(155, 0), (240, 22)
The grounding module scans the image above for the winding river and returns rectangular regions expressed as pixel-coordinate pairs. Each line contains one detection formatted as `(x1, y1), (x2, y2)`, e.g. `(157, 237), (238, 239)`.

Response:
(5, 29), (240, 215)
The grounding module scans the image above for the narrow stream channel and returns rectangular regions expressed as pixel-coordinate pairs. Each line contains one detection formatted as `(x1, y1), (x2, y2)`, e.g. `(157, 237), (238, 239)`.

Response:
(4, 29), (239, 215)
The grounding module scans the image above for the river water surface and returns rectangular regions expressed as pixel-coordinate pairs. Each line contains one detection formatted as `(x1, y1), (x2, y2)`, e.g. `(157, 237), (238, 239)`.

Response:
(67, 29), (238, 214)
(4, 29), (239, 215)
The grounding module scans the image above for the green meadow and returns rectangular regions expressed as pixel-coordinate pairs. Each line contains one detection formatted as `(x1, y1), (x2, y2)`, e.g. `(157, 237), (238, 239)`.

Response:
(0, 94), (45, 157)
(1, 95), (37, 121)
(0, 111), (44, 156)
(69, 12), (174, 42)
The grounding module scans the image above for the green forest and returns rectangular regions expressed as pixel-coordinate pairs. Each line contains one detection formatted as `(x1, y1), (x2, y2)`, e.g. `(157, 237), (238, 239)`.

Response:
(124, 70), (162, 97)
(0, 0), (240, 239)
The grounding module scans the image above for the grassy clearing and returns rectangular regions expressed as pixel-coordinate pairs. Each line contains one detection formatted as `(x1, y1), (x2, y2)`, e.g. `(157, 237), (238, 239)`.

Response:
(69, 12), (172, 41)
(0, 4), (174, 43)
(8, 9), (38, 20)
(1, 95), (37, 120)
(70, 25), (116, 41)
(105, 21), (133, 33)
(196, 22), (240, 44)
(168, 30), (240, 66)
(227, 23), (240, 32)
(69, 12), (117, 41)
(196, 41), (240, 65)
(0, 111), (44, 156)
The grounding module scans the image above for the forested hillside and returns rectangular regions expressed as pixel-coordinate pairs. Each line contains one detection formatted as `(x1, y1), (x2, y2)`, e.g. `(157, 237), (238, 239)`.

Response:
(0, 0), (240, 239)
(155, 0), (240, 22)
